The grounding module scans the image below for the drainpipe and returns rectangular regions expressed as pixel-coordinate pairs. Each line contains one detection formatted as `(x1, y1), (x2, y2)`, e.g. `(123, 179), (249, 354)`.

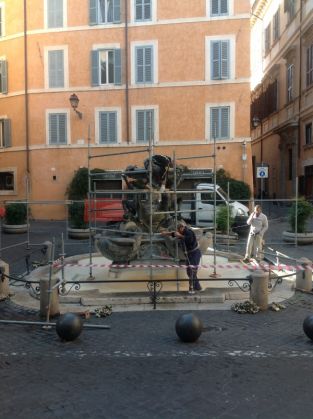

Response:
(24, 0), (30, 177)
(124, 0), (130, 144)
(296, 1), (303, 194)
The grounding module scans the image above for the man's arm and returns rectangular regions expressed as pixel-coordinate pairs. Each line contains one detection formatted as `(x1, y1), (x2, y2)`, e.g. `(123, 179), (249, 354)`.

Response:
(260, 214), (268, 236)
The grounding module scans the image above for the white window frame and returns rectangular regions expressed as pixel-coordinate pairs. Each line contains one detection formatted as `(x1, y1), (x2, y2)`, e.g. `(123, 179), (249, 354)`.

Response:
(131, 105), (159, 144)
(130, 0), (157, 23)
(46, 109), (70, 145)
(44, 0), (67, 29)
(131, 40), (158, 85)
(205, 35), (235, 82)
(95, 107), (121, 145)
(206, 0), (233, 18)
(0, 167), (17, 195)
(0, 2), (5, 37)
(205, 102), (234, 142)
(44, 45), (69, 89)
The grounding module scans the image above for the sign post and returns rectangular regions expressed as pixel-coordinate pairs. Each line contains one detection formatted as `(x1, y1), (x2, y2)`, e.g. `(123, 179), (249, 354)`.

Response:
(256, 164), (269, 202)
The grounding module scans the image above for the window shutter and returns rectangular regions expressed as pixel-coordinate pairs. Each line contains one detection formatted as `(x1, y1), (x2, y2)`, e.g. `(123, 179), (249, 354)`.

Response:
(89, 0), (98, 25)
(144, 0), (151, 20)
(48, 50), (64, 88)
(136, 110), (145, 142)
(3, 119), (11, 147)
(0, 60), (8, 94)
(220, 107), (230, 138)
(135, 0), (142, 20)
(210, 108), (219, 139)
(220, 40), (229, 79)
(220, 0), (228, 14)
(211, 41), (220, 79)
(48, 0), (63, 28)
(109, 112), (117, 142)
(146, 109), (154, 142)
(136, 47), (144, 83)
(114, 49), (121, 85)
(211, 0), (219, 16)
(113, 0), (121, 23)
(100, 112), (108, 143)
(91, 50), (100, 86)
(49, 114), (67, 144)
(144, 46), (153, 83)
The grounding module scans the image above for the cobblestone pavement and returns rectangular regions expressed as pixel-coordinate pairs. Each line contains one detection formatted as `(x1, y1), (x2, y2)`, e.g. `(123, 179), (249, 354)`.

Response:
(1, 293), (313, 419)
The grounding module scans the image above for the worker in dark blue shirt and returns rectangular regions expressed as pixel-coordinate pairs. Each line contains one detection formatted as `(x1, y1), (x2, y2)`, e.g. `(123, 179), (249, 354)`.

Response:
(162, 220), (202, 294)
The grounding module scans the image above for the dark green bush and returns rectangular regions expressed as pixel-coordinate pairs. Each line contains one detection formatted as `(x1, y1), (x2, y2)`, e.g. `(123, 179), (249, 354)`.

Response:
(216, 205), (234, 233)
(68, 202), (87, 229)
(5, 202), (27, 225)
(288, 198), (313, 233)
(67, 167), (106, 228)
(216, 169), (251, 201)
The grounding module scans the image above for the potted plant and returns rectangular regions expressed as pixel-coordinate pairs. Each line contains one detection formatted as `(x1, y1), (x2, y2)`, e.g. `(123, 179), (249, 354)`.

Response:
(282, 198), (313, 244)
(3, 202), (28, 234)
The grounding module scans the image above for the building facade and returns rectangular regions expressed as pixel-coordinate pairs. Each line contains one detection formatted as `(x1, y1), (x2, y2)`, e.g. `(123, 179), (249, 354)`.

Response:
(0, 0), (252, 218)
(251, 0), (313, 199)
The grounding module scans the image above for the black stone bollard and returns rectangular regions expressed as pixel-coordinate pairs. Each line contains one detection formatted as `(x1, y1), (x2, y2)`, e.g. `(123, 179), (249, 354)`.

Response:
(56, 313), (83, 341)
(175, 313), (203, 343)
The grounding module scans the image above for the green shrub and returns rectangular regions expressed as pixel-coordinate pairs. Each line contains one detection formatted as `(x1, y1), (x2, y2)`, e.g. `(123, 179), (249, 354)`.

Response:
(216, 205), (234, 234)
(5, 202), (27, 225)
(68, 202), (87, 229)
(288, 198), (313, 233)
(216, 169), (251, 201)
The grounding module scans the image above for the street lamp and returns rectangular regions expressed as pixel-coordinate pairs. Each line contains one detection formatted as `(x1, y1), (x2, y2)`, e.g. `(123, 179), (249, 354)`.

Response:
(69, 93), (83, 119)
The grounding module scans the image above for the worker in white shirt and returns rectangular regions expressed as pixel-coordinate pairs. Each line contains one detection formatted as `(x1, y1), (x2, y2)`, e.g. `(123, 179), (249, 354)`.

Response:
(243, 205), (268, 263)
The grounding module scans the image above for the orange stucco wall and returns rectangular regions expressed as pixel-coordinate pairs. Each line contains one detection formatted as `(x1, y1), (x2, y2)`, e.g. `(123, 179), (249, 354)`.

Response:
(0, 0), (252, 219)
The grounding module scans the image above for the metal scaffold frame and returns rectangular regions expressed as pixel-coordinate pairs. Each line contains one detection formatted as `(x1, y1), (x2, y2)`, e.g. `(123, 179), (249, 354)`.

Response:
(85, 126), (218, 285)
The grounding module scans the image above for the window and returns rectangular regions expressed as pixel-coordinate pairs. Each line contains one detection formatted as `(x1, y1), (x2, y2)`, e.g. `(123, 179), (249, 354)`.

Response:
(210, 106), (230, 140)
(0, 4), (3, 37)
(0, 119), (11, 147)
(135, 45), (153, 83)
(305, 123), (312, 146)
(99, 111), (117, 143)
(136, 109), (154, 143)
(0, 60), (7, 93)
(288, 148), (292, 180)
(272, 8), (280, 42)
(264, 24), (271, 55)
(287, 64), (294, 102)
(47, 0), (64, 28)
(135, 0), (151, 21)
(211, 40), (229, 80)
(210, 0), (228, 16)
(48, 113), (67, 144)
(284, 0), (295, 23)
(307, 44), (313, 88)
(91, 49), (121, 86)
(89, 0), (120, 25)
(48, 50), (64, 88)
(0, 171), (15, 192)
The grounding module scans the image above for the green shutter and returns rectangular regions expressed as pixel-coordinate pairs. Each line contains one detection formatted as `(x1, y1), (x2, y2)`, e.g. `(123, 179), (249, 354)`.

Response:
(49, 114), (67, 144)
(136, 110), (145, 142)
(91, 50), (100, 86)
(220, 107), (230, 139)
(113, 0), (121, 23)
(211, 0), (219, 16)
(3, 119), (11, 147)
(210, 108), (219, 139)
(144, 46), (153, 83)
(114, 49), (121, 85)
(48, 0), (63, 28)
(89, 0), (98, 25)
(211, 41), (220, 79)
(136, 47), (144, 83)
(220, 40), (229, 79)
(0, 60), (8, 94)
(100, 112), (117, 143)
(48, 50), (64, 88)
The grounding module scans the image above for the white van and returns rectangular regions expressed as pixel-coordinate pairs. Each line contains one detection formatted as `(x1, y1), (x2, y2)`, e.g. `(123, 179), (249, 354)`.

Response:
(179, 183), (249, 233)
